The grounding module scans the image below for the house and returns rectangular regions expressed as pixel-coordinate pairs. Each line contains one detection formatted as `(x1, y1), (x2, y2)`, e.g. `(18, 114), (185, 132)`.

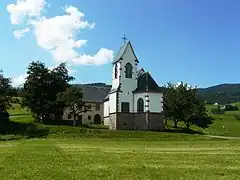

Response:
(103, 40), (165, 131)
(62, 84), (110, 124)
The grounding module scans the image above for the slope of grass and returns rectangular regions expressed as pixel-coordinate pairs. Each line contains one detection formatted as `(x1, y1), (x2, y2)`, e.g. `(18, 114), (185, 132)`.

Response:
(0, 138), (240, 180)
(7, 103), (31, 116)
(5, 102), (240, 138)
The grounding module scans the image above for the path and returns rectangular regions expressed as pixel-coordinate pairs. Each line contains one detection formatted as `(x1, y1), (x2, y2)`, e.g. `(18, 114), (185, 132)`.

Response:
(205, 135), (240, 140)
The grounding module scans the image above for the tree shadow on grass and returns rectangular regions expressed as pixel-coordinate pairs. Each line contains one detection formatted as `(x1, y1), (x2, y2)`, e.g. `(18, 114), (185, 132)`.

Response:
(164, 125), (204, 135)
(43, 119), (108, 129)
(0, 120), (49, 141)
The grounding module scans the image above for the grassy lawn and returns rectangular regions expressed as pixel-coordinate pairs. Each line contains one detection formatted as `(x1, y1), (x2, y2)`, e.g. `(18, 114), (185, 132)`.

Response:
(165, 103), (240, 137)
(7, 103), (31, 116)
(1, 102), (240, 179)
(0, 138), (240, 180)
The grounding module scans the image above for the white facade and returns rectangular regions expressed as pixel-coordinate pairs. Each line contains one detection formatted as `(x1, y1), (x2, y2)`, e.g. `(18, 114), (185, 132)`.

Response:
(103, 41), (163, 123)
(148, 93), (163, 112)
(109, 92), (117, 113)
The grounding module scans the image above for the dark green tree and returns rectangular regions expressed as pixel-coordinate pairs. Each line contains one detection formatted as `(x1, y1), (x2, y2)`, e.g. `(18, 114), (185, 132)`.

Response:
(22, 61), (50, 122)
(0, 70), (12, 111)
(0, 70), (12, 121)
(164, 82), (213, 131)
(22, 61), (74, 122)
(48, 63), (74, 120)
(57, 86), (90, 126)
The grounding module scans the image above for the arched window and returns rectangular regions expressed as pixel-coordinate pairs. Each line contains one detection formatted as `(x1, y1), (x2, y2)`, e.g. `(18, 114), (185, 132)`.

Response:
(125, 63), (132, 78)
(114, 64), (118, 79)
(137, 98), (144, 112)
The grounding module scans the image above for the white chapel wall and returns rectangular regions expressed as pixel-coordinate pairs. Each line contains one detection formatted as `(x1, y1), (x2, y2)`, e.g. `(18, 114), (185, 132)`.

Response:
(118, 43), (138, 113)
(148, 93), (163, 113)
(112, 62), (120, 89)
(109, 93), (117, 113)
(103, 101), (109, 117)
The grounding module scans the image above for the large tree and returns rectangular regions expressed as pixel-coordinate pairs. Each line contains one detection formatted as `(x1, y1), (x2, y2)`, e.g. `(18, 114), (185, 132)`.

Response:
(48, 63), (74, 120)
(0, 70), (12, 122)
(57, 86), (90, 126)
(164, 82), (213, 131)
(0, 70), (12, 112)
(22, 61), (74, 122)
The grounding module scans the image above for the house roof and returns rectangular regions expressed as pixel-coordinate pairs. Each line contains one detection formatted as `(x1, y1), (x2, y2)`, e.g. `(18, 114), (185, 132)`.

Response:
(112, 41), (139, 64)
(133, 71), (163, 93)
(75, 85), (111, 103)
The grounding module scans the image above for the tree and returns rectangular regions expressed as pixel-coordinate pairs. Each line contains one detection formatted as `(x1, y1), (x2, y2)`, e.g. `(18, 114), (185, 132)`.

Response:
(47, 63), (74, 120)
(22, 61), (74, 122)
(0, 70), (11, 122)
(57, 86), (90, 126)
(164, 82), (213, 131)
(22, 61), (50, 121)
(0, 70), (12, 112)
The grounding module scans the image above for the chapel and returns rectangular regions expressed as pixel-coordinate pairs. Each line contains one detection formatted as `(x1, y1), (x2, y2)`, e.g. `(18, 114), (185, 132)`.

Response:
(103, 39), (165, 131)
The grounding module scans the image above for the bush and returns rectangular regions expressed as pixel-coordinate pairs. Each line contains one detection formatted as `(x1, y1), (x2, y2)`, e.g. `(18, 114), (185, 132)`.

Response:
(211, 106), (225, 114)
(224, 104), (239, 111)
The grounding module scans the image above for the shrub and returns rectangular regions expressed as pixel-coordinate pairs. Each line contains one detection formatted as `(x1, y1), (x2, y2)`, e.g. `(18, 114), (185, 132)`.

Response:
(224, 104), (239, 111)
(211, 106), (225, 114)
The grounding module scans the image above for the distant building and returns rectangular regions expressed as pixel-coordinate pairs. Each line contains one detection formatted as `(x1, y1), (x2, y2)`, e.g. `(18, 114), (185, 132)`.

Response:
(62, 85), (110, 124)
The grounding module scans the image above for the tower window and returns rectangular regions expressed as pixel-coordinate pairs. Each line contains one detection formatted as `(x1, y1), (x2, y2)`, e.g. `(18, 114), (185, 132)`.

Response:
(137, 98), (144, 112)
(125, 63), (132, 78)
(114, 64), (118, 79)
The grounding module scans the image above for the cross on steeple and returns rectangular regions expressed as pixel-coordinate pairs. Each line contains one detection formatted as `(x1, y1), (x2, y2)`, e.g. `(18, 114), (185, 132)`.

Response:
(122, 34), (128, 44)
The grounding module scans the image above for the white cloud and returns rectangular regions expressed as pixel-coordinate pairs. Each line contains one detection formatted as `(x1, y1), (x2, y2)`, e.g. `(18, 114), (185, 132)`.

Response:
(13, 28), (30, 39)
(12, 73), (27, 87)
(72, 48), (114, 65)
(6, 0), (47, 24)
(7, 1), (114, 66)
(31, 5), (100, 64)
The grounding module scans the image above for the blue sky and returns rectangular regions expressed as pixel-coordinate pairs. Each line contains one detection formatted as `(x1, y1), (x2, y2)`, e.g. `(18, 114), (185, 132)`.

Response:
(1, 0), (240, 88)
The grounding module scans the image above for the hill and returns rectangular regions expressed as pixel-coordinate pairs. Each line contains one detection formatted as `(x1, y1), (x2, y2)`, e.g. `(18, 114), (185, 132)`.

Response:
(197, 84), (240, 104)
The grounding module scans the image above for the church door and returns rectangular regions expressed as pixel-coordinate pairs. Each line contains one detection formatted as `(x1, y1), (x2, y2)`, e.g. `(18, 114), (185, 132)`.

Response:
(94, 114), (101, 124)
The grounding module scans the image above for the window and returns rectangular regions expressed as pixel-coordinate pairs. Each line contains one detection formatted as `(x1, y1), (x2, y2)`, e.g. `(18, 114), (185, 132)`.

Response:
(125, 63), (132, 78)
(96, 103), (100, 111)
(78, 115), (82, 121)
(114, 64), (118, 79)
(121, 102), (130, 112)
(88, 115), (91, 120)
(137, 98), (144, 112)
(68, 113), (71, 119)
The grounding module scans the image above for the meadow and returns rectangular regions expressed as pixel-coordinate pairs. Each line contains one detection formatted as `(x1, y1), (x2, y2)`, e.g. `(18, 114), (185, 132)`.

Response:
(0, 103), (240, 179)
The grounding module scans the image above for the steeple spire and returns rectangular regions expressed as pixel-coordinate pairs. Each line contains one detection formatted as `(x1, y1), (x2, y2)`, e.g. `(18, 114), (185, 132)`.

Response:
(122, 34), (128, 44)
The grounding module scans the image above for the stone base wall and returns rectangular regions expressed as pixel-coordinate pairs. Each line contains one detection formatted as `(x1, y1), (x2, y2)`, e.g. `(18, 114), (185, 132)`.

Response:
(148, 112), (165, 131)
(115, 112), (165, 131)
(134, 113), (148, 131)
(116, 113), (134, 130)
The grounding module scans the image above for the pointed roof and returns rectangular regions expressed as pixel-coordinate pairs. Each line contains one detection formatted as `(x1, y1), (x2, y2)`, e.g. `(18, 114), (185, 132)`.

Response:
(112, 41), (139, 64)
(133, 72), (163, 93)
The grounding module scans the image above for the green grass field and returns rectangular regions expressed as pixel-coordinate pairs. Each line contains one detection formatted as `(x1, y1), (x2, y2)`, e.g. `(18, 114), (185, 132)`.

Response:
(1, 102), (240, 179)
(1, 138), (240, 179)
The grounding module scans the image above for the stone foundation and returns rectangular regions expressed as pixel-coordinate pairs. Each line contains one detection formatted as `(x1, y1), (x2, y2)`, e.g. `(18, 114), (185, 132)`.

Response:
(148, 112), (165, 131)
(116, 113), (134, 130)
(112, 112), (164, 131)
